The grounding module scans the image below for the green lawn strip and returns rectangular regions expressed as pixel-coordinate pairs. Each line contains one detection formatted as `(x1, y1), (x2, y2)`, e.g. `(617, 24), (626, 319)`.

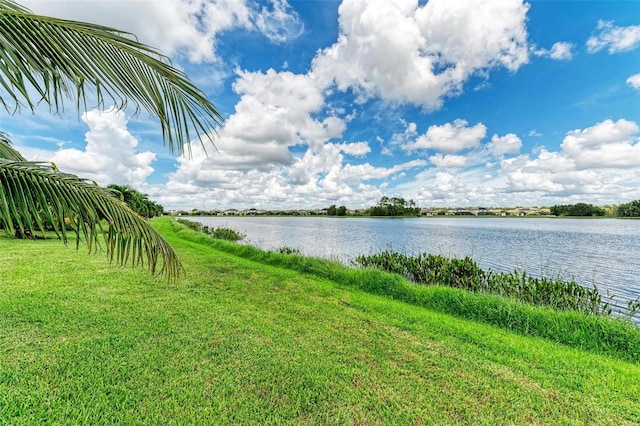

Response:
(166, 218), (640, 363)
(0, 221), (637, 424)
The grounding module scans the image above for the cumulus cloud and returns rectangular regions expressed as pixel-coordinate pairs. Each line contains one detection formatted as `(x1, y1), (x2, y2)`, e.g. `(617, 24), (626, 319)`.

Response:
(310, 0), (530, 109)
(403, 119), (487, 153)
(490, 133), (522, 155)
(23, 0), (300, 63)
(337, 141), (371, 157)
(394, 119), (640, 207)
(587, 20), (640, 54)
(162, 137), (426, 209)
(560, 119), (640, 169)
(534, 41), (574, 60)
(255, 0), (304, 43)
(226, 68), (343, 151)
(161, 67), (341, 176)
(627, 73), (640, 90)
(502, 119), (640, 198)
(29, 108), (156, 188)
(157, 64), (429, 209)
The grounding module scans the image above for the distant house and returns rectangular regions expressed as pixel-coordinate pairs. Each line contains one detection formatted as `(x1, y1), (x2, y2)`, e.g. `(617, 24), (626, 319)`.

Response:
(472, 207), (490, 216)
(224, 209), (239, 216)
(420, 208), (434, 216)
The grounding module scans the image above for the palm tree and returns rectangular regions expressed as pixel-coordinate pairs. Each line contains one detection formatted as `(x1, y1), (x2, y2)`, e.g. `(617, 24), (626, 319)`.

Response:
(0, 0), (223, 281)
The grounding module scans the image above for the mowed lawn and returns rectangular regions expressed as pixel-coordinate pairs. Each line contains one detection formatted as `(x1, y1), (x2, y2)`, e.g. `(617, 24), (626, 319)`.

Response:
(0, 219), (638, 424)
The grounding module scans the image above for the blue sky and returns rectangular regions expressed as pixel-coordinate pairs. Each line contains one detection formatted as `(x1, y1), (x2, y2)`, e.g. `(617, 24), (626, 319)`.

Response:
(2, 0), (639, 210)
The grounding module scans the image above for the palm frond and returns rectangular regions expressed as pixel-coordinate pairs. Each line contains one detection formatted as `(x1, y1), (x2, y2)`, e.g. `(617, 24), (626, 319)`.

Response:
(0, 0), (27, 13)
(0, 158), (182, 281)
(0, 132), (26, 160)
(0, 0), (222, 155)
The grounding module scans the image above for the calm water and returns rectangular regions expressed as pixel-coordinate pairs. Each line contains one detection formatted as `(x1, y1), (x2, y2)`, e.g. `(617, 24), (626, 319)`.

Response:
(189, 216), (640, 303)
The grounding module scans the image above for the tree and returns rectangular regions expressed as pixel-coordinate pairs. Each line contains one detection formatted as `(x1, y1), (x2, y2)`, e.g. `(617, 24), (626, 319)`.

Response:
(366, 196), (420, 217)
(616, 200), (640, 217)
(0, 0), (223, 281)
(551, 203), (605, 217)
(108, 185), (164, 218)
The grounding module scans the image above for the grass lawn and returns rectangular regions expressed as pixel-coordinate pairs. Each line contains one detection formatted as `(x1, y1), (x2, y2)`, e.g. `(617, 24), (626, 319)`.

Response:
(0, 217), (638, 424)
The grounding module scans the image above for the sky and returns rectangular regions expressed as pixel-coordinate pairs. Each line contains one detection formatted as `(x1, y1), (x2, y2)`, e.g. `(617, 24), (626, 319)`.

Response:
(2, 0), (640, 210)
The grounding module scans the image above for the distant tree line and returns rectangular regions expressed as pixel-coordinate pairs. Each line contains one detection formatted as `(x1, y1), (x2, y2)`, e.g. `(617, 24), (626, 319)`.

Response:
(108, 184), (164, 218)
(550, 200), (640, 217)
(616, 200), (640, 217)
(550, 203), (605, 217)
(366, 196), (420, 217)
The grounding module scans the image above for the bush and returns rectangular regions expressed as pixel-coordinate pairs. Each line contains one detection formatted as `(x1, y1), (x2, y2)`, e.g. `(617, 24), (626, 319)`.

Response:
(209, 226), (245, 241)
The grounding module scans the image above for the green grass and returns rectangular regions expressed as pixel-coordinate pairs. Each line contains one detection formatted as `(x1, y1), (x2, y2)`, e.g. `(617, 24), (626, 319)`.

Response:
(0, 217), (639, 424)
(172, 220), (640, 363)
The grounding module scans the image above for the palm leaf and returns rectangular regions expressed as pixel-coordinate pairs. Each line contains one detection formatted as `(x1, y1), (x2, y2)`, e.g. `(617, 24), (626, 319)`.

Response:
(0, 158), (182, 281)
(0, 0), (222, 155)
(0, 132), (26, 160)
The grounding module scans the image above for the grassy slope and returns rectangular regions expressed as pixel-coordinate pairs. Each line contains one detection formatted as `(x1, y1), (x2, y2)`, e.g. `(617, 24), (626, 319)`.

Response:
(0, 218), (638, 425)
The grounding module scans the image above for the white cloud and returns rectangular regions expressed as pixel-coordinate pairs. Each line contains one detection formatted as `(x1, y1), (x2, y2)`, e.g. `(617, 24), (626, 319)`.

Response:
(403, 119), (487, 153)
(534, 41), (573, 60)
(22, 0), (300, 63)
(224, 68), (344, 153)
(337, 142), (371, 157)
(390, 119), (640, 207)
(162, 68), (339, 175)
(560, 119), (640, 169)
(310, 0), (530, 109)
(501, 119), (640, 198)
(27, 108), (156, 188)
(156, 64), (430, 210)
(429, 154), (467, 168)
(490, 133), (522, 155)
(587, 20), (640, 54)
(255, 0), (304, 43)
(627, 73), (640, 90)
(549, 42), (574, 60)
(161, 137), (426, 210)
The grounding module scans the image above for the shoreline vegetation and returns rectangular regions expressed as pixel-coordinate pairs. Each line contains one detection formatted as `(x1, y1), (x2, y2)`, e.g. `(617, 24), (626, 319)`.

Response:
(175, 218), (640, 363)
(2, 216), (639, 423)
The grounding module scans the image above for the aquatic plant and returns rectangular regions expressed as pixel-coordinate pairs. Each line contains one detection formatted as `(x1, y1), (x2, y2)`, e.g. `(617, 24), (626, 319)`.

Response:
(208, 226), (245, 241)
(273, 246), (302, 255)
(354, 251), (639, 319)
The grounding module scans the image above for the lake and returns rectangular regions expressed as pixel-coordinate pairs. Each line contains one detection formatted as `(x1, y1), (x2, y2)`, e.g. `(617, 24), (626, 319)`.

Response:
(187, 216), (640, 305)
